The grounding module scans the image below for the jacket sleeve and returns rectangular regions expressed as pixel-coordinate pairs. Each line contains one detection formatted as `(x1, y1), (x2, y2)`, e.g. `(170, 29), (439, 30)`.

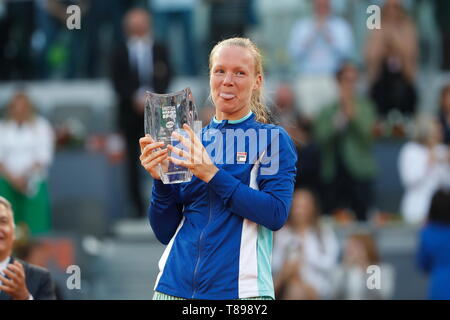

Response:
(24, 263), (56, 300)
(34, 269), (57, 300)
(207, 128), (297, 231)
(148, 180), (183, 245)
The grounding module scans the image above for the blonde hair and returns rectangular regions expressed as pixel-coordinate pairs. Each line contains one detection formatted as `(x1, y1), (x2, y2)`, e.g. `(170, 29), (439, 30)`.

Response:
(7, 91), (35, 122)
(412, 113), (438, 145)
(209, 37), (272, 124)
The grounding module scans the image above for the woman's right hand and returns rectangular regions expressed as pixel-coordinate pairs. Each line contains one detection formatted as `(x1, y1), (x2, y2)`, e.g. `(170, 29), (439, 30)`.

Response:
(139, 134), (168, 180)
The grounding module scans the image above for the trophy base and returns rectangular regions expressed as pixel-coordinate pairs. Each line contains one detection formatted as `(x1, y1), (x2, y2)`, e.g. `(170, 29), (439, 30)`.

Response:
(160, 171), (193, 184)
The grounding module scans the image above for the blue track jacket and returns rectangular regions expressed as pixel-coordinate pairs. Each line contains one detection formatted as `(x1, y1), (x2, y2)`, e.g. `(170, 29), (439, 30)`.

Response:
(149, 112), (297, 299)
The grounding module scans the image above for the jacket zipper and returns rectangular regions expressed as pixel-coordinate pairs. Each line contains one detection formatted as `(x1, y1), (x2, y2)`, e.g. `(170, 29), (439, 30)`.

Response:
(192, 121), (225, 298)
(192, 188), (213, 298)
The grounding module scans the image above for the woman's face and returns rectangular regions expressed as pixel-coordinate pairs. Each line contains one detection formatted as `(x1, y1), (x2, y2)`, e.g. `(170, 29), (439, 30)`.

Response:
(210, 45), (261, 120)
(9, 95), (32, 123)
(338, 65), (358, 95)
(344, 238), (368, 267)
(290, 191), (316, 227)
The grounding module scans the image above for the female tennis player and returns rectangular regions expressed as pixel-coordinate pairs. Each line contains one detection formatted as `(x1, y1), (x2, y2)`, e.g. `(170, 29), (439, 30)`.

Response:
(139, 37), (297, 300)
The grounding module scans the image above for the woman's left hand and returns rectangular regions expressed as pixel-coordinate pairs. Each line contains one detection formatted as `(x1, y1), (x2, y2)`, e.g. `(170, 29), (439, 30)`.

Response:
(168, 124), (218, 183)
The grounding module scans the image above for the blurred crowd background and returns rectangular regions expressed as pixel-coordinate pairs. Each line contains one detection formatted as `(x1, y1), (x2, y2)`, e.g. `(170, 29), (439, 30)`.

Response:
(1, 0), (450, 300)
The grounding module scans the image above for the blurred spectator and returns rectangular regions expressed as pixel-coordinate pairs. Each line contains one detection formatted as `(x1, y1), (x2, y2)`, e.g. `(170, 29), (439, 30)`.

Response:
(270, 84), (321, 192)
(332, 232), (395, 300)
(273, 189), (339, 300)
(15, 240), (50, 270)
(398, 114), (450, 225)
(34, 0), (88, 78)
(0, 0), (34, 80)
(271, 84), (301, 131)
(149, 0), (198, 75)
(199, 105), (215, 127)
(257, 0), (309, 76)
(432, 0), (450, 71)
(207, 0), (256, 50)
(294, 117), (321, 193)
(365, 0), (418, 118)
(14, 239), (64, 300)
(314, 63), (377, 221)
(83, 0), (130, 78)
(438, 84), (450, 145)
(0, 91), (55, 235)
(417, 188), (450, 299)
(110, 8), (172, 218)
(287, 0), (355, 119)
(0, 196), (56, 300)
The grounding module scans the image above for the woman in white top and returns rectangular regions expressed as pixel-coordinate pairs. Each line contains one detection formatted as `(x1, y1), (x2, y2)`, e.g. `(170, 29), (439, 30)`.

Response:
(0, 91), (54, 234)
(332, 232), (395, 300)
(273, 188), (339, 299)
(398, 114), (450, 225)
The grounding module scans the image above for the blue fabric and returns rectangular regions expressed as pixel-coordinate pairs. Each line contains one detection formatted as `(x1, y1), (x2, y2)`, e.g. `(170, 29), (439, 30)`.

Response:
(213, 111), (253, 124)
(416, 223), (450, 300)
(148, 113), (297, 299)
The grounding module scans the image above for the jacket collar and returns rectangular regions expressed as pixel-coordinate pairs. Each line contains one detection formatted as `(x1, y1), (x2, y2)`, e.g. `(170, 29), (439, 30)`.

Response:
(209, 111), (255, 129)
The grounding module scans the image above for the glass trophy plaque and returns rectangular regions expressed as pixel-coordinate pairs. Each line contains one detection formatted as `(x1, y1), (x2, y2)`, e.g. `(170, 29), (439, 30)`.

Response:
(145, 87), (199, 184)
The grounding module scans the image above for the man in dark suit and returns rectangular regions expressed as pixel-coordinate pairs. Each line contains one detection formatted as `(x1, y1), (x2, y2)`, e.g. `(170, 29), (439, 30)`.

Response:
(111, 8), (172, 218)
(0, 196), (56, 300)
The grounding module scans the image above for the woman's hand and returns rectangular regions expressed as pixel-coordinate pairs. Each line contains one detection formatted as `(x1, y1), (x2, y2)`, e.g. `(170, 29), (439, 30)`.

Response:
(167, 124), (218, 183)
(139, 134), (169, 180)
(0, 165), (27, 194)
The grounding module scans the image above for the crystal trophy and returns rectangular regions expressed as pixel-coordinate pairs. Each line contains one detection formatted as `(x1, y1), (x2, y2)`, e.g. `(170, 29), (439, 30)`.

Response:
(145, 87), (199, 184)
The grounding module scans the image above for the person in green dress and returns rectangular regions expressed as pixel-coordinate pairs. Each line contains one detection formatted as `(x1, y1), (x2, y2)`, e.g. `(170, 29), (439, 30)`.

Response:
(0, 91), (54, 235)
